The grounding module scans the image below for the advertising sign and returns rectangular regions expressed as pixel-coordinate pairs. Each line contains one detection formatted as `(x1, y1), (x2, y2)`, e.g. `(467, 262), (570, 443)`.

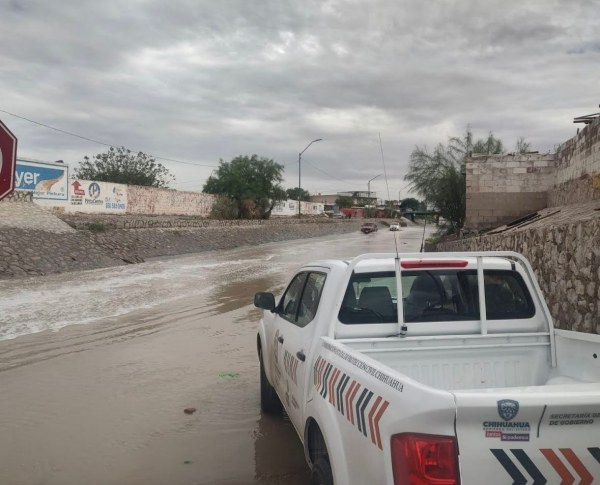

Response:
(14, 159), (68, 200)
(271, 199), (324, 216)
(69, 179), (127, 213)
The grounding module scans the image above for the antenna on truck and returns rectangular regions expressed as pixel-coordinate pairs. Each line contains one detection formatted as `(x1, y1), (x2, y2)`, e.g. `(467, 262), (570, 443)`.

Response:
(378, 133), (399, 258)
(419, 217), (427, 252)
(378, 134), (407, 337)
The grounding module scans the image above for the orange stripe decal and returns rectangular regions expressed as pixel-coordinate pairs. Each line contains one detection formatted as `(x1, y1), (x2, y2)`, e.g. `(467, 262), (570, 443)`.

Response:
(541, 449), (574, 485)
(348, 382), (361, 425)
(560, 448), (593, 485)
(328, 369), (340, 405)
(345, 381), (357, 423)
(317, 359), (326, 390)
(373, 400), (389, 450)
(367, 396), (383, 446)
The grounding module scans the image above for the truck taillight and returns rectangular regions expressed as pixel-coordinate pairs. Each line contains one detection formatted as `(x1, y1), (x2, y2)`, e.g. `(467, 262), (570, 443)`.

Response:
(391, 433), (460, 485)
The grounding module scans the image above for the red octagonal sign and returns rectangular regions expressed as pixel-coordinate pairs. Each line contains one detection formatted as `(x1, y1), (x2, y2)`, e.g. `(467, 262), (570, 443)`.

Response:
(0, 119), (18, 201)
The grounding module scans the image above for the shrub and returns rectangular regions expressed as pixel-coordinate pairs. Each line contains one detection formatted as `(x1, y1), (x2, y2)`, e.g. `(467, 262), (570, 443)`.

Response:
(209, 197), (239, 220)
(87, 222), (106, 232)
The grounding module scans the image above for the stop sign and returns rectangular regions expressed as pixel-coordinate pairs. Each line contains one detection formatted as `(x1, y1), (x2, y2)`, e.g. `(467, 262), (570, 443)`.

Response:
(0, 119), (18, 201)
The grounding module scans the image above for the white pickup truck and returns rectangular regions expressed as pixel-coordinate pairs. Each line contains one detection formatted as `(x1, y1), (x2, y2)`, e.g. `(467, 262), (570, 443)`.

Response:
(254, 252), (600, 485)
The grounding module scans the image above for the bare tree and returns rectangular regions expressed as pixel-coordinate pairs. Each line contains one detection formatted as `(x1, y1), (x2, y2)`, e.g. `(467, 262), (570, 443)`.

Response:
(515, 137), (531, 153)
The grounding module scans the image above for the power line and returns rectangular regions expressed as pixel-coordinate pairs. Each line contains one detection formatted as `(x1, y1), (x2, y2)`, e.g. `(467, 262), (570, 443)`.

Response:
(175, 179), (210, 188)
(0, 108), (219, 168)
(303, 159), (355, 184)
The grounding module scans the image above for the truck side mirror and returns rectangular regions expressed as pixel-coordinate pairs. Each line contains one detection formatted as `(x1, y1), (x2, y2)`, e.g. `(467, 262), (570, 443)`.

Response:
(254, 292), (276, 311)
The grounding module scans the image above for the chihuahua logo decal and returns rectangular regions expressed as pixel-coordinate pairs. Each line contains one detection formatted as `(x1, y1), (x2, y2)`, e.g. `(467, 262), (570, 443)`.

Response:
(497, 399), (519, 421)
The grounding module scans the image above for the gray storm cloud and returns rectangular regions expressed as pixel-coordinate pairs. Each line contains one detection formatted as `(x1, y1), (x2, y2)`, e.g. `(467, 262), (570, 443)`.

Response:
(1, 0), (599, 196)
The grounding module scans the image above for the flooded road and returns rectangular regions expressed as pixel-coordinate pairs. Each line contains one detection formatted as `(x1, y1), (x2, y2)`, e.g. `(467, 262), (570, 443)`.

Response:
(0, 226), (428, 484)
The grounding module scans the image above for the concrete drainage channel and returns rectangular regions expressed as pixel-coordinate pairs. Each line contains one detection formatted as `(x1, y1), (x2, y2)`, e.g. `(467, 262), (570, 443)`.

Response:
(0, 205), (364, 279)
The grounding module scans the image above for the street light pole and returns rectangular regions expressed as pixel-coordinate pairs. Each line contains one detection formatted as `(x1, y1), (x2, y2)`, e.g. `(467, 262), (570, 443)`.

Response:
(367, 174), (381, 217)
(298, 138), (322, 217)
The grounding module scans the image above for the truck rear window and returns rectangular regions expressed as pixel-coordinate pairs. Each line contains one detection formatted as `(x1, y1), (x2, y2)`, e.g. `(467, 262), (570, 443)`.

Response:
(338, 269), (535, 324)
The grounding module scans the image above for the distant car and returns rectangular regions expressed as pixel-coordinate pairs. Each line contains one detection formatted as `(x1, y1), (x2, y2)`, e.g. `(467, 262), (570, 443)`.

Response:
(333, 213), (348, 219)
(389, 223), (400, 231)
(360, 222), (378, 234)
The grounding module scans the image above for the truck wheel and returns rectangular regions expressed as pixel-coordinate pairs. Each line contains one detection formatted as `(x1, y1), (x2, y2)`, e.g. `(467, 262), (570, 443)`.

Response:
(310, 457), (334, 485)
(259, 350), (282, 415)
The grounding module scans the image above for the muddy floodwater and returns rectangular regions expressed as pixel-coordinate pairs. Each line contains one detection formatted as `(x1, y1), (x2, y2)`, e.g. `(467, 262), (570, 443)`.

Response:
(0, 226), (429, 484)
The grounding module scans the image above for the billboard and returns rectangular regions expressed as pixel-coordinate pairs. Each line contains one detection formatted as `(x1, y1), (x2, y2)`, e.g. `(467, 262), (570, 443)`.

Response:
(68, 179), (127, 213)
(14, 159), (68, 200)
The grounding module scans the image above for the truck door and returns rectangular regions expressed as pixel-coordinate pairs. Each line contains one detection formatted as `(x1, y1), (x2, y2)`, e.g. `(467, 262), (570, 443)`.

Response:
(273, 271), (327, 432)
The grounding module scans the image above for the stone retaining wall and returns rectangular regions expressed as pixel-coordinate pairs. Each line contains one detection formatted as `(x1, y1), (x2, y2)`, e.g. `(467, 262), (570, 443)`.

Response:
(0, 203), (362, 279)
(0, 228), (126, 278)
(55, 213), (334, 230)
(87, 221), (362, 265)
(435, 218), (600, 334)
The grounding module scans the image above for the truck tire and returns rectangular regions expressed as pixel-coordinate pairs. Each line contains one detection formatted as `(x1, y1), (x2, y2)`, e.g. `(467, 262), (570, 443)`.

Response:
(259, 350), (282, 415)
(309, 457), (334, 485)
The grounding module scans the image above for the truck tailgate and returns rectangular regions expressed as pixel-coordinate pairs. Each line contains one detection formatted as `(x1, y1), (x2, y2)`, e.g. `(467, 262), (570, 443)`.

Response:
(454, 384), (600, 484)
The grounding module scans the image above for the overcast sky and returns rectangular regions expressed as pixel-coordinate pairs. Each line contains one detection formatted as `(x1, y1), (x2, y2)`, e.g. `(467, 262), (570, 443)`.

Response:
(1, 0), (599, 199)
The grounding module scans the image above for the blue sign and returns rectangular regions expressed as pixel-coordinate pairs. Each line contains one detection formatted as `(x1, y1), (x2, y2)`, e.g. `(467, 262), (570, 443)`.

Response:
(14, 159), (68, 200)
(88, 182), (101, 199)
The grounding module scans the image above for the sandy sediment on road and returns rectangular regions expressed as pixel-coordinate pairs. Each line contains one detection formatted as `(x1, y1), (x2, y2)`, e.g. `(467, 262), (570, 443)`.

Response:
(0, 228), (426, 484)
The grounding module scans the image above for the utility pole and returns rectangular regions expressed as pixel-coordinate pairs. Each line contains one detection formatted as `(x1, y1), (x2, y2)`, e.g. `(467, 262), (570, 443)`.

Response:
(297, 138), (322, 217)
(367, 174), (381, 218)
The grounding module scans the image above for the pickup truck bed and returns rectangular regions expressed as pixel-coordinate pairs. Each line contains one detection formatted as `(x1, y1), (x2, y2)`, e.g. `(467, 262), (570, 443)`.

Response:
(345, 329), (599, 391)
(343, 333), (552, 390)
(255, 252), (600, 484)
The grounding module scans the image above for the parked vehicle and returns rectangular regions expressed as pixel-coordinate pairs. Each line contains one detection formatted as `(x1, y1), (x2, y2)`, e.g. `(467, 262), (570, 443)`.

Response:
(389, 223), (400, 231)
(254, 252), (600, 484)
(360, 222), (378, 234)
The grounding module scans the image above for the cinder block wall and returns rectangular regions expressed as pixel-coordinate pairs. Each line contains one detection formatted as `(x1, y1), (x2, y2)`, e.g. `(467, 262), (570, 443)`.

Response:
(465, 154), (555, 229)
(548, 118), (600, 207)
(127, 185), (217, 216)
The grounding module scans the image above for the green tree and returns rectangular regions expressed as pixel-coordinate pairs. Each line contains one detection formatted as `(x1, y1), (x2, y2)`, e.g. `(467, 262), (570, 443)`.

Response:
(400, 197), (421, 211)
(335, 196), (354, 208)
(286, 187), (311, 201)
(405, 143), (466, 231)
(203, 155), (285, 219)
(75, 146), (174, 187)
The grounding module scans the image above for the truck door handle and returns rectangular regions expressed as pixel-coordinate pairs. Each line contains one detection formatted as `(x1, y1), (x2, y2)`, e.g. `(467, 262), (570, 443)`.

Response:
(296, 351), (306, 362)
(277, 335), (284, 343)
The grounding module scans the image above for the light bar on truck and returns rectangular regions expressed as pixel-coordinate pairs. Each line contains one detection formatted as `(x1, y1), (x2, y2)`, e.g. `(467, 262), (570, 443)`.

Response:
(400, 260), (468, 269)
